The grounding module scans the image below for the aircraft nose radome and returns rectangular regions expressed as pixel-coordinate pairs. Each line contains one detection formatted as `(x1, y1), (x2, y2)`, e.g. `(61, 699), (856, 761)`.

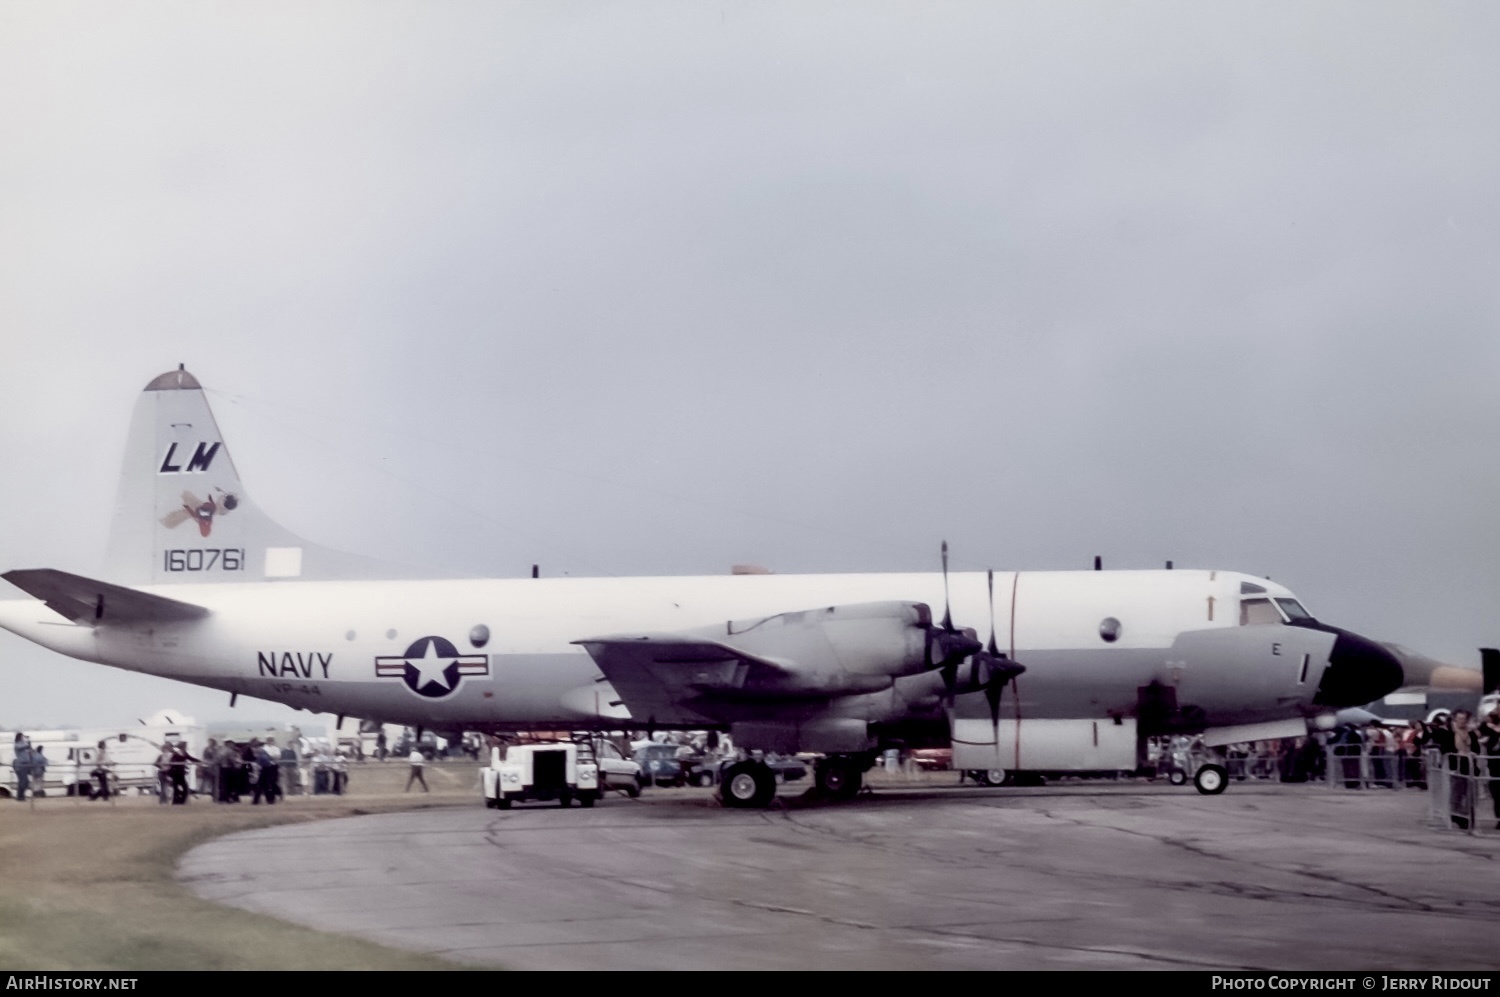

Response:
(1314, 632), (1405, 708)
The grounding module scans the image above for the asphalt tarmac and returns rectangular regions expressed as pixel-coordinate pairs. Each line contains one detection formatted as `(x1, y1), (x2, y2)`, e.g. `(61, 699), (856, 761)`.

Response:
(178, 780), (1500, 970)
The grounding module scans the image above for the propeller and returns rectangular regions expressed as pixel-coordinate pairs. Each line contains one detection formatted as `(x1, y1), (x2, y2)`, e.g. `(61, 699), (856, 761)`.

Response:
(934, 553), (1027, 742)
(928, 540), (982, 674)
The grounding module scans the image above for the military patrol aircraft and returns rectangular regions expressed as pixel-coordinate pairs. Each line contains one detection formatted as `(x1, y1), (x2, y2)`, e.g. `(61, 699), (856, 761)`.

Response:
(0, 367), (1404, 807)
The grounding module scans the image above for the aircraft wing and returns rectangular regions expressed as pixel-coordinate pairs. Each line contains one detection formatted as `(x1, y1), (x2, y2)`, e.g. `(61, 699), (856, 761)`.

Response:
(573, 633), (794, 727)
(1, 568), (210, 625)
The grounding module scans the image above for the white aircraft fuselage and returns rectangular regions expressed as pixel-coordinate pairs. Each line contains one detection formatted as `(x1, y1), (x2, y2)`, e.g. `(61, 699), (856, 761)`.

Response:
(0, 367), (1405, 798)
(0, 567), (1394, 736)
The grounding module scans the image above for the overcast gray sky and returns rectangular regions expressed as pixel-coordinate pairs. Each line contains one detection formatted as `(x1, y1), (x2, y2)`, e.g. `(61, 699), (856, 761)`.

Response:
(2, 2), (1497, 728)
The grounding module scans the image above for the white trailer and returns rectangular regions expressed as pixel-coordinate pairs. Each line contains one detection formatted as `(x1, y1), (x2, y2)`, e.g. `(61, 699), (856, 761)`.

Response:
(1, 715), (206, 798)
(482, 742), (600, 809)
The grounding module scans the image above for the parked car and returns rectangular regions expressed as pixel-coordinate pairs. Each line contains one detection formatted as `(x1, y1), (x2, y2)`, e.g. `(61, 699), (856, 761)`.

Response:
(633, 742), (686, 787)
(391, 729), (443, 761)
(595, 740), (644, 796)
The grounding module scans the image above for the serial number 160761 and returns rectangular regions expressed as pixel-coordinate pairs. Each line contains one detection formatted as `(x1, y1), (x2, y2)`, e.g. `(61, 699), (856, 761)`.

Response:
(163, 548), (246, 572)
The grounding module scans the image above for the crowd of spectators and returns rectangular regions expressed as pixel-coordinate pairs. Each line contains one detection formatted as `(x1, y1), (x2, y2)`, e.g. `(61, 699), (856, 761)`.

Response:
(192, 736), (350, 804)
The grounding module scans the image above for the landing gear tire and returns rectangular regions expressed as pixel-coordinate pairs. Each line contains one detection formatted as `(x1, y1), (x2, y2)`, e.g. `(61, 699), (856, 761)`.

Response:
(559, 793), (573, 808)
(497, 796), (512, 809)
(1194, 764), (1228, 796)
(1167, 769), (1188, 787)
(625, 782), (641, 798)
(814, 758), (862, 800)
(720, 760), (776, 808)
(580, 793), (597, 808)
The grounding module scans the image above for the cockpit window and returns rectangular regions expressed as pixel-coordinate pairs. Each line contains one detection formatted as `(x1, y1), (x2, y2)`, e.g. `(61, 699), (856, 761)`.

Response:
(1275, 598), (1313, 622)
(1240, 581), (1267, 595)
(1240, 598), (1282, 626)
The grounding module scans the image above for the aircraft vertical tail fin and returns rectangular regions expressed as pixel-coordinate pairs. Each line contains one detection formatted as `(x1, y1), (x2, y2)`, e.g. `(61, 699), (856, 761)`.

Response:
(104, 366), (431, 584)
(1482, 648), (1500, 696)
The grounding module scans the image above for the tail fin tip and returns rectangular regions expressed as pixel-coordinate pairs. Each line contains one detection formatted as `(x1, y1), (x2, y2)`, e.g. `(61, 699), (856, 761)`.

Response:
(144, 367), (201, 391)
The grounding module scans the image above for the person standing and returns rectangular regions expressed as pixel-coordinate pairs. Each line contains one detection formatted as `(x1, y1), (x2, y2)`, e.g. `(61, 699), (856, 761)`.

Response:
(298, 741), (313, 796)
(168, 743), (197, 804)
(252, 739), (280, 804)
(11, 736), (33, 802)
(154, 743), (174, 804)
(90, 739), (112, 801)
(279, 740), (300, 796)
(1367, 724), (1391, 788)
(1478, 708), (1500, 830)
(31, 746), (48, 797)
(218, 741), (240, 802)
(198, 740), (220, 803)
(1436, 710), (1481, 829)
(404, 747), (429, 793)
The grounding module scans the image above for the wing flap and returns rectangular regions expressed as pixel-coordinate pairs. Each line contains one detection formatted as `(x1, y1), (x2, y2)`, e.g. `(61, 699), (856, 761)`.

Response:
(2, 568), (210, 625)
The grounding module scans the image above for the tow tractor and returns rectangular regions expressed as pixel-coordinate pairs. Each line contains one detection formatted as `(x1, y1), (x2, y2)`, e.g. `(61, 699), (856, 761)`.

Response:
(482, 740), (601, 809)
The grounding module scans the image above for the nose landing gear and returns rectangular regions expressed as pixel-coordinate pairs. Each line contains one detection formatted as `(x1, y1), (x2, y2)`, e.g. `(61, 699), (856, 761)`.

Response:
(1193, 763), (1228, 795)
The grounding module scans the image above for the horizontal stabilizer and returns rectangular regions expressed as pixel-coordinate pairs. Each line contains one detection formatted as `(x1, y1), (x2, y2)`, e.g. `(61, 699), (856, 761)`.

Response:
(574, 634), (791, 726)
(2, 569), (209, 625)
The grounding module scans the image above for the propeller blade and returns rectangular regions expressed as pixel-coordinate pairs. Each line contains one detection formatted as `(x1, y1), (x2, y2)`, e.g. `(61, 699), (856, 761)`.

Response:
(986, 569), (999, 657)
(985, 680), (1004, 739)
(940, 540), (953, 632)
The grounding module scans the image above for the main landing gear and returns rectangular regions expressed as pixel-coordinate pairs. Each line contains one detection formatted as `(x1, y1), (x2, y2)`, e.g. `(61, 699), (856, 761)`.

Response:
(813, 755), (863, 801)
(718, 754), (870, 808)
(720, 760), (777, 808)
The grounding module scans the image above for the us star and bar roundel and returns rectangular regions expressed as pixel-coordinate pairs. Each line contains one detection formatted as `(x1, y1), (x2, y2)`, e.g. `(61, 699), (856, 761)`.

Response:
(375, 636), (490, 699)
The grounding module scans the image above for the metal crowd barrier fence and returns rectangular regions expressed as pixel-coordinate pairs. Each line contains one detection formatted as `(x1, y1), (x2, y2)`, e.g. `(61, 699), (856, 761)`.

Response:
(1322, 744), (1429, 792)
(1225, 753), (1277, 782)
(1424, 749), (1500, 836)
(1322, 746), (1500, 835)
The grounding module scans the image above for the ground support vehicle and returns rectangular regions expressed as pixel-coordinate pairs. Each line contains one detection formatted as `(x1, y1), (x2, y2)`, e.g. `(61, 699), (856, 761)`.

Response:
(482, 742), (600, 809)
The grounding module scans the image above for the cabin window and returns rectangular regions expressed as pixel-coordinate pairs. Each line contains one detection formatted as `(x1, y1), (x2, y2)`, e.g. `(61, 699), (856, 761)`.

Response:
(1240, 598), (1282, 626)
(1275, 598), (1313, 622)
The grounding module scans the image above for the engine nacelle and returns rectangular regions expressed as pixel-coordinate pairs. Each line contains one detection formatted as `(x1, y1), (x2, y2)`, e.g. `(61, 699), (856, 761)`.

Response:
(704, 600), (945, 695)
